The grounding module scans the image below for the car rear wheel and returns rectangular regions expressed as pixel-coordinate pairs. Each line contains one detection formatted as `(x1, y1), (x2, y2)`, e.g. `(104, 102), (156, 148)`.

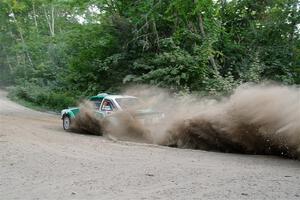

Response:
(63, 115), (71, 130)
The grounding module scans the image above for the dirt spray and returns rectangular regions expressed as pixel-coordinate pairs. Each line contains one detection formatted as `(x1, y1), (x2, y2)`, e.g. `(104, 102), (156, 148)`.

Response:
(72, 84), (300, 159)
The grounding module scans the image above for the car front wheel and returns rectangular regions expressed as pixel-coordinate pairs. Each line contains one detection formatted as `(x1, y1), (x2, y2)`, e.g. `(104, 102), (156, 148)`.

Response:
(63, 115), (71, 130)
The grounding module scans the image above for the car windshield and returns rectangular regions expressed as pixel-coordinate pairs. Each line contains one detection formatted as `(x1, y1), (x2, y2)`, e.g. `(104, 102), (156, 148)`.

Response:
(115, 97), (145, 110)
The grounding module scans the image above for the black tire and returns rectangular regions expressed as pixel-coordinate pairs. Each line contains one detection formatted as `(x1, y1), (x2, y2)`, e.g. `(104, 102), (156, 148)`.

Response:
(62, 115), (72, 130)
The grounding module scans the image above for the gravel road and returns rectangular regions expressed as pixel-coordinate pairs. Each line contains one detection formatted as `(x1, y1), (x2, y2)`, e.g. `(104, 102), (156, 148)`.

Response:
(0, 89), (300, 200)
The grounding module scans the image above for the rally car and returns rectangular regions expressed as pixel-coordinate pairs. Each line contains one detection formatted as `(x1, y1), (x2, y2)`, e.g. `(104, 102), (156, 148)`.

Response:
(61, 93), (164, 130)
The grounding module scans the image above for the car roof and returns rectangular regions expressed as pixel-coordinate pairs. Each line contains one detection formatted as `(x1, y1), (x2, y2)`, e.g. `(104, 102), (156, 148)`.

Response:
(89, 93), (137, 101)
(105, 95), (137, 100)
(89, 93), (108, 100)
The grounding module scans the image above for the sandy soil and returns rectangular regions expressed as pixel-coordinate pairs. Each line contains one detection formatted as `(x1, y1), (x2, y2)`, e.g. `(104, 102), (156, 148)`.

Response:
(0, 89), (300, 200)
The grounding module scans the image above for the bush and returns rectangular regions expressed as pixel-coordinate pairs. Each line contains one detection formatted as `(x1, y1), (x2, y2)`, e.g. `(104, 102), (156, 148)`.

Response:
(202, 71), (238, 96)
(8, 83), (76, 111)
(47, 92), (75, 110)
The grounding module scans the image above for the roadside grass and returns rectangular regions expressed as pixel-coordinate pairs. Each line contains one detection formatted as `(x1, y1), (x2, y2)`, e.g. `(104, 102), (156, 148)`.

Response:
(6, 85), (76, 114)
(7, 92), (60, 114)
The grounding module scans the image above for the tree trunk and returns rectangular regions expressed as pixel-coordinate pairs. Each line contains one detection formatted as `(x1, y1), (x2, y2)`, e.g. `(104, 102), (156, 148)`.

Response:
(10, 9), (34, 69)
(32, 1), (38, 29)
(193, 0), (218, 72)
(51, 4), (55, 36)
(152, 19), (160, 50)
(43, 4), (55, 37)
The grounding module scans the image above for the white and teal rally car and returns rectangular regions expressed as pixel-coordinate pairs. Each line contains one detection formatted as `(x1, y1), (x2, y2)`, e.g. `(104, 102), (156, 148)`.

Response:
(61, 93), (164, 130)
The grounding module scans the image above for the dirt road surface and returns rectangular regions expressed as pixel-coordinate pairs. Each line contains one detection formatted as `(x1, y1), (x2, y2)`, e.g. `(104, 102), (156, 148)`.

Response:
(1, 89), (300, 200)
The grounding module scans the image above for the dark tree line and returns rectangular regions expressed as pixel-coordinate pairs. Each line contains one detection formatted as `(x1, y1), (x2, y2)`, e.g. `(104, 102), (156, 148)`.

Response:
(0, 0), (299, 109)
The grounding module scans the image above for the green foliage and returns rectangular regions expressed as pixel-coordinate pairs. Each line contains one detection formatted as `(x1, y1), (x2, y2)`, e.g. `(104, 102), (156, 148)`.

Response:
(9, 83), (76, 110)
(0, 0), (299, 110)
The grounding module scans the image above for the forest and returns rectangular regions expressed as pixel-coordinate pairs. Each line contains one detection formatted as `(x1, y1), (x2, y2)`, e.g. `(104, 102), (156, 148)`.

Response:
(0, 0), (299, 110)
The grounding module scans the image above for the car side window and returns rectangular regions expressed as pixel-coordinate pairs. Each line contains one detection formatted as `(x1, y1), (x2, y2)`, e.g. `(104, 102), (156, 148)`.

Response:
(101, 100), (114, 111)
(90, 98), (103, 110)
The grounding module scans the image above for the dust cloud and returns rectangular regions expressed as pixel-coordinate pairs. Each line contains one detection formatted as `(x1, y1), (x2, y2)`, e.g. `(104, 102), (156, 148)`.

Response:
(72, 84), (300, 159)
(70, 101), (104, 135)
